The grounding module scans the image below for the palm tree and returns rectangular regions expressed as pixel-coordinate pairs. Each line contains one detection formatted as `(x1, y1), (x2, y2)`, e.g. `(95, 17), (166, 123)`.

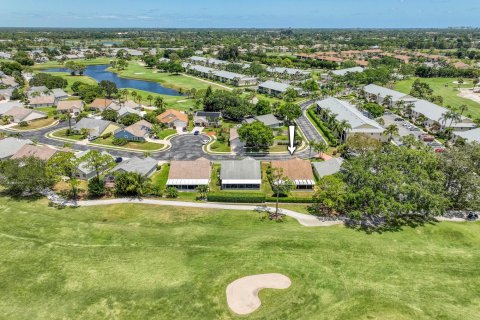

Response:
(383, 95), (393, 108)
(394, 100), (405, 114)
(336, 120), (352, 142)
(131, 91), (137, 102)
(121, 89), (129, 101)
(136, 95), (142, 104)
(147, 95), (153, 106)
(459, 104), (468, 116)
(313, 141), (328, 157)
(384, 124), (399, 141)
(154, 96), (165, 111)
(447, 111), (461, 128)
(404, 103), (414, 119)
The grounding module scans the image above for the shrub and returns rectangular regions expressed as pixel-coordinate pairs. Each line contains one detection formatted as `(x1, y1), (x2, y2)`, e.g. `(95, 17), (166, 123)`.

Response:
(101, 132), (112, 139)
(88, 177), (105, 197)
(19, 121), (28, 127)
(165, 187), (178, 198)
(112, 137), (128, 146)
(207, 192), (266, 203)
(308, 109), (338, 146)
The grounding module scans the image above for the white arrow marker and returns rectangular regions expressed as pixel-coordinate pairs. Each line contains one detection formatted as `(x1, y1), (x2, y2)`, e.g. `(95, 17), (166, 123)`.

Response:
(287, 125), (296, 155)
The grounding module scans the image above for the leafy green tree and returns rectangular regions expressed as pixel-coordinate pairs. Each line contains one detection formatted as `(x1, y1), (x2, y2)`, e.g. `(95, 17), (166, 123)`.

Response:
(238, 121), (274, 151)
(48, 152), (81, 200)
(88, 177), (105, 198)
(310, 175), (347, 216)
(440, 143), (480, 210)
(119, 113), (142, 126)
(114, 172), (149, 197)
(342, 146), (448, 231)
(99, 80), (118, 98)
(101, 109), (118, 122)
(0, 157), (55, 196)
(13, 51), (34, 66)
(384, 124), (399, 141)
(79, 150), (115, 180)
(277, 102), (301, 123)
(255, 99), (272, 115)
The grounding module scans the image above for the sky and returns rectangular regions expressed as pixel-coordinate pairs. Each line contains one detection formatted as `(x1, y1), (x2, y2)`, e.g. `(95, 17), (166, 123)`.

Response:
(0, 0), (479, 29)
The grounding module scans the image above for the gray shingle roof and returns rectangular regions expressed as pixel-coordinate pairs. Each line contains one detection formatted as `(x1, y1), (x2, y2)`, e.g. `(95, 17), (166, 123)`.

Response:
(363, 84), (411, 102)
(312, 158), (344, 178)
(331, 67), (364, 76)
(112, 157), (158, 177)
(0, 138), (33, 159)
(245, 114), (283, 127)
(72, 118), (113, 136)
(220, 158), (261, 180)
(454, 128), (480, 143)
(258, 80), (291, 93)
(316, 98), (384, 133)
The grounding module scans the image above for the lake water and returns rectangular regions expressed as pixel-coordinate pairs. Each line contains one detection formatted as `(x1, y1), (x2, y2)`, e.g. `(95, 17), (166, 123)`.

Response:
(44, 64), (182, 96)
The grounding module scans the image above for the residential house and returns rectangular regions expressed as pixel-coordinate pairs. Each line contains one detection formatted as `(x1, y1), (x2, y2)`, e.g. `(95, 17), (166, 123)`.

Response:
(270, 158), (315, 190)
(114, 120), (153, 142)
(90, 98), (113, 112)
(265, 67), (310, 79)
(316, 97), (386, 142)
(312, 158), (344, 178)
(194, 111), (222, 127)
(212, 70), (257, 86)
(29, 95), (55, 108)
(75, 150), (114, 180)
(0, 74), (18, 88)
(166, 158), (212, 190)
(156, 109), (188, 129)
(0, 88), (14, 101)
(11, 144), (59, 161)
(51, 88), (69, 101)
(0, 138), (33, 160)
(0, 101), (24, 115)
(56, 100), (85, 116)
(220, 158), (262, 190)
(3, 107), (47, 123)
(324, 66), (364, 80)
(27, 86), (49, 98)
(72, 118), (120, 138)
(244, 114), (283, 128)
(104, 157), (158, 186)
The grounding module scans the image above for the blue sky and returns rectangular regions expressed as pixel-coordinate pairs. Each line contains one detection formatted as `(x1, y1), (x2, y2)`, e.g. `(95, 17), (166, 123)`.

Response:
(0, 0), (479, 28)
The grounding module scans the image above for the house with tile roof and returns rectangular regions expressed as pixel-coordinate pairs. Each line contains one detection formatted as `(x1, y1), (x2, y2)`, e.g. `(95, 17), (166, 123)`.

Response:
(166, 158), (212, 190)
(156, 109), (188, 129)
(114, 120), (153, 142)
(270, 158), (315, 190)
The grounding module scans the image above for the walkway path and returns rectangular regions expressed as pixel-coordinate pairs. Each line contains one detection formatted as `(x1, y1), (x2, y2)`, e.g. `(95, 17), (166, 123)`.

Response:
(77, 198), (341, 227)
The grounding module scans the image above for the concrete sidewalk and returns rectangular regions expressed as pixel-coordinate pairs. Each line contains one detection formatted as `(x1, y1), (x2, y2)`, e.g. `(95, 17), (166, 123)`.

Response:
(78, 198), (342, 227)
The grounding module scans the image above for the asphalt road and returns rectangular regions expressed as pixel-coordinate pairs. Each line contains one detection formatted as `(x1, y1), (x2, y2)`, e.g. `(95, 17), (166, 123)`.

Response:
(1, 100), (326, 161)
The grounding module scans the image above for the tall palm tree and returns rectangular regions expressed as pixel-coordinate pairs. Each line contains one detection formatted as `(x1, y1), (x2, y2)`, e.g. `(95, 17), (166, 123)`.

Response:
(384, 124), (399, 141)
(131, 91), (137, 102)
(313, 141), (328, 157)
(459, 104), (468, 116)
(147, 95), (153, 106)
(336, 120), (352, 142)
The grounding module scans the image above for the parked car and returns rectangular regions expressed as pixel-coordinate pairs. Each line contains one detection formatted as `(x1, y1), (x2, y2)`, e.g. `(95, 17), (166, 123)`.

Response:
(420, 134), (435, 142)
(201, 139), (209, 145)
(88, 135), (98, 141)
(394, 117), (403, 121)
(115, 157), (123, 163)
(434, 147), (445, 153)
(194, 131), (199, 135)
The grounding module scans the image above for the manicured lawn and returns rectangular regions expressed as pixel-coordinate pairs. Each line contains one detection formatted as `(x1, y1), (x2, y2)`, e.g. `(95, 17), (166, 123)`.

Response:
(42, 72), (98, 93)
(51, 128), (84, 141)
(0, 196), (479, 319)
(155, 129), (176, 140)
(394, 77), (480, 119)
(210, 139), (231, 152)
(109, 61), (228, 92)
(11, 117), (56, 130)
(35, 106), (58, 117)
(122, 88), (196, 111)
(91, 137), (164, 151)
(151, 164), (170, 190)
(32, 57), (113, 70)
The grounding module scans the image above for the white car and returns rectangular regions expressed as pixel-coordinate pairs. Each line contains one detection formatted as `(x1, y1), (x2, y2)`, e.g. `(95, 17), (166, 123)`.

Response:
(201, 139), (210, 145)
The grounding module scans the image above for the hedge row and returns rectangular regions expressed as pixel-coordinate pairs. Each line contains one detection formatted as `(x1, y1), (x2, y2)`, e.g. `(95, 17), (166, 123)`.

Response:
(207, 192), (266, 203)
(307, 109), (338, 146)
(266, 197), (315, 203)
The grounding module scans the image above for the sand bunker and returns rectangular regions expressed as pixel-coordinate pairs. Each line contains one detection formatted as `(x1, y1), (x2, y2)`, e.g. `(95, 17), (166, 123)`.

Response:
(226, 273), (291, 315)
(458, 88), (480, 104)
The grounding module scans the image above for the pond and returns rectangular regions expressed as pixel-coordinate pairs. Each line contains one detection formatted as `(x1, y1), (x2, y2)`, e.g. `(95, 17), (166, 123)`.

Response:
(43, 64), (182, 96)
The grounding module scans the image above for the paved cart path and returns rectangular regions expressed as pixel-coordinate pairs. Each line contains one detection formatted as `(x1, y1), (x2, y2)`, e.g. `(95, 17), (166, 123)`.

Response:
(78, 198), (342, 227)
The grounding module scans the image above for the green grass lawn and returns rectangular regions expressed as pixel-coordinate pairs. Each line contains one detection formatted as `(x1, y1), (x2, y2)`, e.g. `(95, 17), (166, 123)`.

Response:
(109, 61), (228, 92)
(0, 196), (479, 319)
(32, 57), (113, 70)
(91, 137), (164, 151)
(394, 77), (480, 119)
(39, 71), (98, 94)
(210, 139), (231, 152)
(51, 128), (84, 141)
(11, 117), (57, 130)
(155, 129), (176, 140)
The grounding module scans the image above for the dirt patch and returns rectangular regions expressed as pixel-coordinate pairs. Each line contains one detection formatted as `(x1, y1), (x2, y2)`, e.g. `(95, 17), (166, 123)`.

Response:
(226, 273), (291, 315)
